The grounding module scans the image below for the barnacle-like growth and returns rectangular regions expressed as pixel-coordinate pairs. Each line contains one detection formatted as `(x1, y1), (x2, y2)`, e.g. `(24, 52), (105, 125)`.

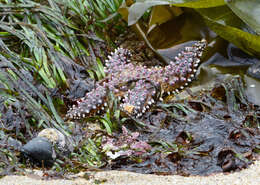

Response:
(66, 39), (207, 119)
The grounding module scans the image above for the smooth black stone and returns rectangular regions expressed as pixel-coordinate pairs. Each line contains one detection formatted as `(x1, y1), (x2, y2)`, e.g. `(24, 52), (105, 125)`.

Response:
(21, 137), (54, 167)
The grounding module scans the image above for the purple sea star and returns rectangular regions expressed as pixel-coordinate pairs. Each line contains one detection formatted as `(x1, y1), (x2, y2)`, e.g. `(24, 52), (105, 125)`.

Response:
(66, 39), (207, 119)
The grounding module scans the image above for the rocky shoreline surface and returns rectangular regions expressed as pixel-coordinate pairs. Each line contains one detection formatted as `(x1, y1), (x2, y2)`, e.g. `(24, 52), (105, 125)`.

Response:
(1, 160), (259, 185)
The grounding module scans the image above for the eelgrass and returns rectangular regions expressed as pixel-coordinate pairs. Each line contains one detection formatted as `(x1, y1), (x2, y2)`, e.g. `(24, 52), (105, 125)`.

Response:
(0, 0), (124, 175)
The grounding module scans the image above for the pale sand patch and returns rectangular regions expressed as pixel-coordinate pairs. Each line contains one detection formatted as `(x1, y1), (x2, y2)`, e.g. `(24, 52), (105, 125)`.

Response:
(1, 160), (260, 185)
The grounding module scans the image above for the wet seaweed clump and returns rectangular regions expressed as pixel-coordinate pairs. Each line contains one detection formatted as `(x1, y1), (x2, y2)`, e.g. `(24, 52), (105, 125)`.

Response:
(104, 76), (260, 176)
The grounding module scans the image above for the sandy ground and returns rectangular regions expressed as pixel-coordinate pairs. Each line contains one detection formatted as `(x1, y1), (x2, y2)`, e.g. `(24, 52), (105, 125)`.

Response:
(0, 160), (260, 185)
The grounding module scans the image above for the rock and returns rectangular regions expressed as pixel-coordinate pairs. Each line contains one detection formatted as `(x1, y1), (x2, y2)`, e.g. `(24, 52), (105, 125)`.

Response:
(21, 128), (71, 167)
(21, 137), (54, 167)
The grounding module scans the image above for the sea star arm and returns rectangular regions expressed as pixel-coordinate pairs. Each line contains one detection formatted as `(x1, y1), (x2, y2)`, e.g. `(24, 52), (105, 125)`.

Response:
(66, 84), (108, 119)
(104, 47), (132, 74)
(120, 79), (158, 118)
(161, 39), (207, 95)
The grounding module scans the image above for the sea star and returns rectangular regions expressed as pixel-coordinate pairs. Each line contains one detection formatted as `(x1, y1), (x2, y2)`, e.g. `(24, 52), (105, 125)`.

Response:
(66, 39), (207, 119)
